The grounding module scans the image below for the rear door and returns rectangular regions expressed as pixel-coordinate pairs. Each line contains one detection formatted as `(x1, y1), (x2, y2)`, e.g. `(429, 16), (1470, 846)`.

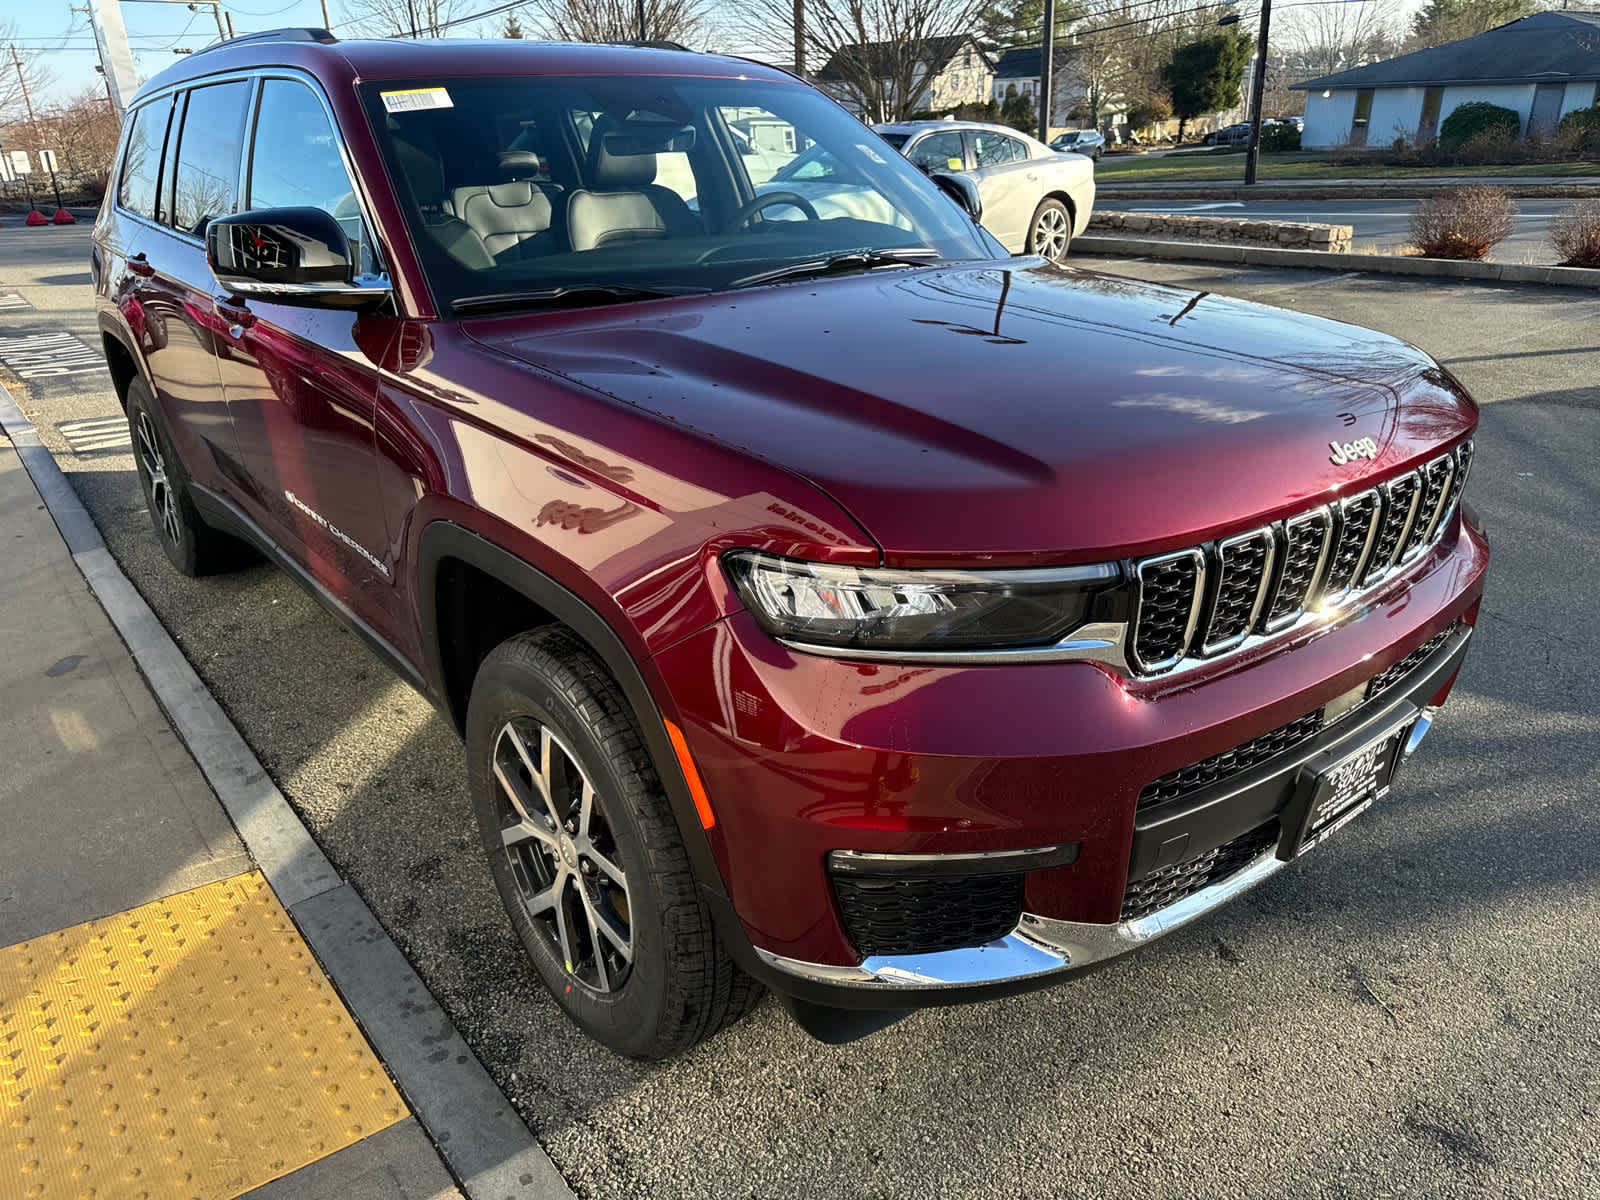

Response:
(126, 81), (251, 492)
(964, 129), (1036, 248)
(215, 74), (405, 644)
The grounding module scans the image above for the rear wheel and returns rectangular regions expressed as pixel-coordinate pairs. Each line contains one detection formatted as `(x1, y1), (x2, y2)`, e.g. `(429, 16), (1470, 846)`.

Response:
(125, 377), (251, 576)
(465, 626), (760, 1058)
(1027, 198), (1073, 264)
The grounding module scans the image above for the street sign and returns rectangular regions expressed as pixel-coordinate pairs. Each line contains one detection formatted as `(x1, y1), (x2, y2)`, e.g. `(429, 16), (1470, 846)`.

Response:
(0, 155), (13, 184)
(40, 151), (58, 172)
(8, 151), (31, 175)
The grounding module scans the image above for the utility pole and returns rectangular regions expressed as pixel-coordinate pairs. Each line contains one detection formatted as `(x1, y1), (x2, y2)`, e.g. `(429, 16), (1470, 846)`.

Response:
(1242, 0), (1271, 185)
(1038, 0), (1055, 144)
(225, 10), (235, 38)
(793, 0), (805, 78)
(320, 0), (332, 29)
(637, 0), (646, 41)
(9, 44), (65, 213)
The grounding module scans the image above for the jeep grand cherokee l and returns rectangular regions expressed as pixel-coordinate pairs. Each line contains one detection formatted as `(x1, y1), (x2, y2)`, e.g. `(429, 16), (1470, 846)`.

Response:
(93, 30), (1487, 1058)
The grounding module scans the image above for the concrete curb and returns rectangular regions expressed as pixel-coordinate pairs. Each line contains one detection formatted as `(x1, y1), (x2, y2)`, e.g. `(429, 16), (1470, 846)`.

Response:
(0, 382), (575, 1200)
(1073, 233), (1600, 289)
(1096, 177), (1600, 202)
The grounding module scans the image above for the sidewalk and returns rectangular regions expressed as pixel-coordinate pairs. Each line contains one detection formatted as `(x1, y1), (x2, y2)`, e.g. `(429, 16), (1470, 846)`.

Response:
(0, 435), (462, 1198)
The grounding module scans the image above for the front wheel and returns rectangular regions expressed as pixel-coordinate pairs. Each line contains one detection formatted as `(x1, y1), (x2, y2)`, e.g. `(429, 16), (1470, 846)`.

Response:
(1027, 198), (1073, 264)
(465, 626), (760, 1059)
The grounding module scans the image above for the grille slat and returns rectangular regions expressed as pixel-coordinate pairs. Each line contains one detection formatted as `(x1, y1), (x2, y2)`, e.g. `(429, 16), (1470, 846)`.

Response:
(1265, 511), (1331, 629)
(1362, 473), (1420, 586)
(1121, 822), (1281, 921)
(833, 873), (1022, 957)
(1134, 552), (1202, 669)
(1130, 443), (1470, 676)
(1203, 530), (1272, 652)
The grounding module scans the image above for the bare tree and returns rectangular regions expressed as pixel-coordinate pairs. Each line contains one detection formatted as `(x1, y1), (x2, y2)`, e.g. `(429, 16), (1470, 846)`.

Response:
(336, 0), (464, 38)
(735, 0), (989, 123)
(35, 88), (123, 197)
(528, 0), (710, 44)
(1277, 0), (1403, 77)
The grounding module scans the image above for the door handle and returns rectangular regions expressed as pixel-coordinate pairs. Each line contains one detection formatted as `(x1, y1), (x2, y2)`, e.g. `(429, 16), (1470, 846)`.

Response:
(128, 253), (154, 278)
(213, 296), (256, 335)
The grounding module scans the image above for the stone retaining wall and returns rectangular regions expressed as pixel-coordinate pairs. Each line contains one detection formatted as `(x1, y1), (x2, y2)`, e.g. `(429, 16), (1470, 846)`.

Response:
(1087, 210), (1353, 252)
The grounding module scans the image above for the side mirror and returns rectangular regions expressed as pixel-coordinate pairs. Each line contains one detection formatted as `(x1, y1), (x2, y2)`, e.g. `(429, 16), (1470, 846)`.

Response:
(207, 207), (389, 309)
(930, 172), (982, 223)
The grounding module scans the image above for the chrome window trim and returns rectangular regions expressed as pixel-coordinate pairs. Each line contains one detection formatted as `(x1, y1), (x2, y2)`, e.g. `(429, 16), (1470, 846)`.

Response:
(1130, 548), (1207, 673)
(1263, 506), (1333, 633)
(1199, 526), (1276, 657)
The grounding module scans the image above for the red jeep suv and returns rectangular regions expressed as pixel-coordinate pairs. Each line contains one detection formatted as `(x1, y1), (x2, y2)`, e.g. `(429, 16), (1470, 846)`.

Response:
(93, 30), (1487, 1057)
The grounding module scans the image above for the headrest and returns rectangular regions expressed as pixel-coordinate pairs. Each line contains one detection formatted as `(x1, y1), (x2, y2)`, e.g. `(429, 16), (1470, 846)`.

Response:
(497, 150), (542, 173)
(588, 119), (658, 190)
(393, 137), (445, 208)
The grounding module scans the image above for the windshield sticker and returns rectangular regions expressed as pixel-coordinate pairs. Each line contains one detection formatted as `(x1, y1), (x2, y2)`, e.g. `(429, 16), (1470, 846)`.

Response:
(381, 87), (454, 113)
(855, 143), (886, 163)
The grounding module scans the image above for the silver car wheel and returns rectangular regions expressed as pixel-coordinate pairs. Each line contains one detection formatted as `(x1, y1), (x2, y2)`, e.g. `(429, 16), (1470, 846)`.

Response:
(492, 717), (634, 993)
(136, 410), (182, 548)
(1032, 205), (1071, 263)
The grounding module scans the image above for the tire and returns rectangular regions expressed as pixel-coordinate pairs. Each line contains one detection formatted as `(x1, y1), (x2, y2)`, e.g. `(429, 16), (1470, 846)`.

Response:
(465, 626), (761, 1059)
(1027, 197), (1073, 264)
(125, 376), (251, 577)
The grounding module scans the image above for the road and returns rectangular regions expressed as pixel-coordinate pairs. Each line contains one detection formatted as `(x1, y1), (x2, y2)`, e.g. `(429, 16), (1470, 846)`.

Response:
(3, 223), (1599, 1199)
(1110, 197), (1571, 263)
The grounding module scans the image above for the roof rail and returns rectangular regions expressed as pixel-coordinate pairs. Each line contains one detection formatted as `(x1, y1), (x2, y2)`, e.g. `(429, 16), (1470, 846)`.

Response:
(609, 39), (694, 52)
(193, 27), (338, 57)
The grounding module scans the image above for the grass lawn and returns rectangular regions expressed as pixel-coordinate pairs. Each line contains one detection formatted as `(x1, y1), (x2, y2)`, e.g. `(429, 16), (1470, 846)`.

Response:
(1095, 151), (1600, 182)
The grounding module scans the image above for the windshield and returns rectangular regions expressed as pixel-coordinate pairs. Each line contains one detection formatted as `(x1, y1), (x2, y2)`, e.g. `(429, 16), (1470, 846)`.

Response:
(360, 75), (994, 313)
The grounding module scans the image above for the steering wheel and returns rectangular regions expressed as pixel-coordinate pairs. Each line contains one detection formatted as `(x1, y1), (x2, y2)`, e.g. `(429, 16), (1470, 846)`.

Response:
(731, 190), (820, 228)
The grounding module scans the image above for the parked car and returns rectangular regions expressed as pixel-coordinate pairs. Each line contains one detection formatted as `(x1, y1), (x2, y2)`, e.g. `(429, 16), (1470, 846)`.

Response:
(1205, 122), (1254, 146)
(871, 120), (1095, 262)
(95, 30), (1487, 1058)
(1050, 128), (1106, 159)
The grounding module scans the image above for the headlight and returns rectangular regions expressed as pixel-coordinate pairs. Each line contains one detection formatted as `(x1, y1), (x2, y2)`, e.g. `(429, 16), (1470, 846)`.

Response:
(723, 550), (1121, 654)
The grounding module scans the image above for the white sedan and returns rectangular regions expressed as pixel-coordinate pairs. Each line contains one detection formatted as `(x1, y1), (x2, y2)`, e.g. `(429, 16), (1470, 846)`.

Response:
(874, 120), (1095, 263)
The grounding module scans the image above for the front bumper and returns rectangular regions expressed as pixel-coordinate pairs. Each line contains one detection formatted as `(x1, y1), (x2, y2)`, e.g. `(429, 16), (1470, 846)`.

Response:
(653, 516), (1487, 1007)
(750, 624), (1466, 1005)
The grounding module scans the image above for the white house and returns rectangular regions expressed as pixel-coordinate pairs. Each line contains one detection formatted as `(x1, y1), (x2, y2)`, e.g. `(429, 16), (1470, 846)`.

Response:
(1294, 11), (1600, 149)
(815, 36), (995, 122)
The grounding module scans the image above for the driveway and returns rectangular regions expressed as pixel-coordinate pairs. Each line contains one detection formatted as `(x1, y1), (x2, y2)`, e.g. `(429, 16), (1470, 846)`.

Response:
(3, 223), (1598, 1198)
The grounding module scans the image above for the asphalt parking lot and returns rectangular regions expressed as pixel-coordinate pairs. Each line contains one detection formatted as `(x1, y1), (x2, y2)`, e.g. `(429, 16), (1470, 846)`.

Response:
(4, 223), (1598, 1199)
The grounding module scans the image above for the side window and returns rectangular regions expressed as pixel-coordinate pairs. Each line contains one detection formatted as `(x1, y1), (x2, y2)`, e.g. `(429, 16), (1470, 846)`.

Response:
(249, 78), (380, 276)
(905, 131), (965, 174)
(170, 80), (251, 237)
(972, 131), (1024, 168)
(117, 97), (172, 220)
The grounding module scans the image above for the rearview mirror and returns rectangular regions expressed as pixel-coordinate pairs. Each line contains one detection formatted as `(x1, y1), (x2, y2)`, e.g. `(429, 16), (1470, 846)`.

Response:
(930, 172), (982, 223)
(207, 207), (389, 309)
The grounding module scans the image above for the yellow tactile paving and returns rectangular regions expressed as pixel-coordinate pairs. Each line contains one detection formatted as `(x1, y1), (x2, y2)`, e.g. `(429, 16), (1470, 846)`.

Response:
(1, 872), (406, 1200)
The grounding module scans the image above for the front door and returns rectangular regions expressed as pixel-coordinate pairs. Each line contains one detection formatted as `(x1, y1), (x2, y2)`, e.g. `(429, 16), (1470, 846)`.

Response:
(215, 75), (404, 644)
(1530, 83), (1567, 137)
(964, 129), (1036, 249)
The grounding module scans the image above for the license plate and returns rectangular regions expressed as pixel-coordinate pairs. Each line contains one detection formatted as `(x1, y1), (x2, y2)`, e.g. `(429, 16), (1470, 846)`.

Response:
(1280, 714), (1414, 859)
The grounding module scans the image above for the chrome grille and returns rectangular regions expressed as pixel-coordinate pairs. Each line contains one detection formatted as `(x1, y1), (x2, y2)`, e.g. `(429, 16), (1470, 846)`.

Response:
(1362, 472), (1421, 585)
(1323, 491), (1381, 596)
(1128, 441), (1471, 676)
(1265, 511), (1332, 629)
(1133, 551), (1203, 670)
(1202, 530), (1273, 653)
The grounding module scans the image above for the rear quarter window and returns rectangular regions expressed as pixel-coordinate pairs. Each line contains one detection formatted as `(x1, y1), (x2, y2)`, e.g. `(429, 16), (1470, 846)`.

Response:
(117, 96), (174, 220)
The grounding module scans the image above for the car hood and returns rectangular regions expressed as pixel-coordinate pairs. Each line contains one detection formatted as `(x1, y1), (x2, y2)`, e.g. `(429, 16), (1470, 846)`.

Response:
(464, 262), (1475, 565)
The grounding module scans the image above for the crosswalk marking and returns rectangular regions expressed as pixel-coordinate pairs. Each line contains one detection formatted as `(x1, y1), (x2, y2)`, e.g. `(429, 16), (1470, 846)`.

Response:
(58, 414), (132, 455)
(0, 292), (29, 311)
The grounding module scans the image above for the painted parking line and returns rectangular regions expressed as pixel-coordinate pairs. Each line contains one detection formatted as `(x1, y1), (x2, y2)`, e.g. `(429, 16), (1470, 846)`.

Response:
(0, 332), (106, 379)
(57, 414), (131, 455)
(0, 872), (408, 1198)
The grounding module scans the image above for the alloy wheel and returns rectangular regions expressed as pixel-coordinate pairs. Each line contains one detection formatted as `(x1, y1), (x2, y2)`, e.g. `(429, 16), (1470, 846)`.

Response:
(136, 410), (181, 547)
(491, 718), (633, 992)
(1033, 207), (1070, 262)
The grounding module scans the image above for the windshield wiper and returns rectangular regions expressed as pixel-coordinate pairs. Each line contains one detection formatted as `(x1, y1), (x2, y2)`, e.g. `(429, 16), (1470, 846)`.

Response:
(728, 249), (943, 290)
(453, 284), (705, 315)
